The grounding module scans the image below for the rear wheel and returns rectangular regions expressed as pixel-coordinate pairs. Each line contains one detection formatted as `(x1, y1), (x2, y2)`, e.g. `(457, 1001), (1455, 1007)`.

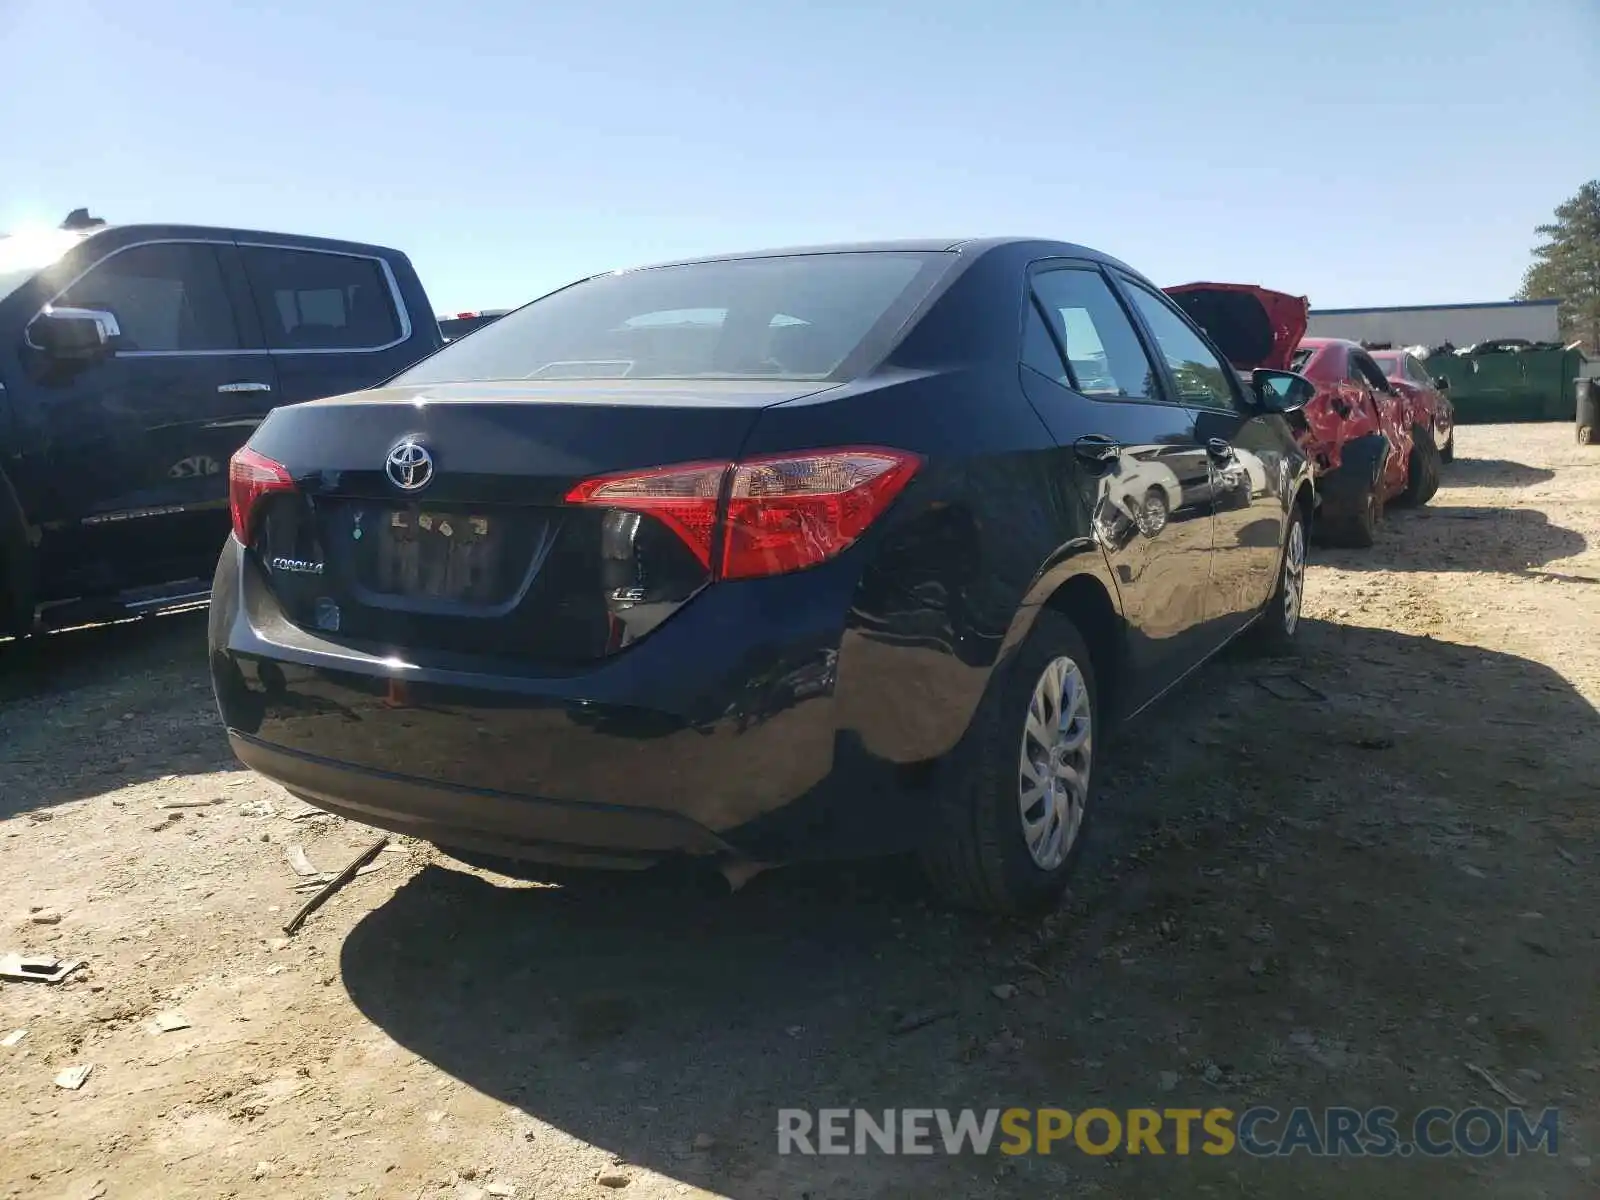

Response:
(1321, 485), (1380, 549)
(1397, 425), (1441, 507)
(920, 609), (1098, 914)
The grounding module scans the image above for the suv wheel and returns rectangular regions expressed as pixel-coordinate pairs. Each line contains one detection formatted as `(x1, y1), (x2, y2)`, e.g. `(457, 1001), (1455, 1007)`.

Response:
(921, 610), (1098, 914)
(1247, 507), (1307, 653)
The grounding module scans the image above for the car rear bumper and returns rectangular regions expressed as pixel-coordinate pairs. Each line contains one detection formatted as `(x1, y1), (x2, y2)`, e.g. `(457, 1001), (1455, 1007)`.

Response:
(209, 539), (961, 866)
(228, 731), (736, 867)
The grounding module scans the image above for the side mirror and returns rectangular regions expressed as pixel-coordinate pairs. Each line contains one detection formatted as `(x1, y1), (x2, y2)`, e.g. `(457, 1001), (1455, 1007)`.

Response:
(1251, 367), (1315, 414)
(24, 306), (121, 360)
(1434, 376), (1451, 392)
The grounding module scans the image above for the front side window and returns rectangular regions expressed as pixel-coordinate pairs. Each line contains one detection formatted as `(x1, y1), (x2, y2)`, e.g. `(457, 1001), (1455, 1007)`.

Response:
(57, 242), (240, 352)
(396, 252), (952, 386)
(1029, 268), (1159, 400)
(1122, 281), (1243, 412)
(241, 246), (401, 351)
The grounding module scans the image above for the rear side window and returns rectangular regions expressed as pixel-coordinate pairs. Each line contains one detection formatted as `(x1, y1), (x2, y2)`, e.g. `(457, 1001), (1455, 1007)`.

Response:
(394, 252), (952, 385)
(240, 246), (402, 351)
(1029, 268), (1159, 400)
(57, 242), (240, 352)
(1291, 346), (1316, 372)
(1351, 352), (1390, 392)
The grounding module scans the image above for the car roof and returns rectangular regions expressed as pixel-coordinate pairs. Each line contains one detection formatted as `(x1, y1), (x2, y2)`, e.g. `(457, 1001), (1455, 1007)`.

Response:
(623, 236), (1142, 275)
(1299, 336), (1363, 351)
(76, 222), (408, 261)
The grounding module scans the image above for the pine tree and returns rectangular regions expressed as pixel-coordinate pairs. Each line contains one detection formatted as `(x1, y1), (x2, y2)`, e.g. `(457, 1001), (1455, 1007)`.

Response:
(1516, 181), (1600, 353)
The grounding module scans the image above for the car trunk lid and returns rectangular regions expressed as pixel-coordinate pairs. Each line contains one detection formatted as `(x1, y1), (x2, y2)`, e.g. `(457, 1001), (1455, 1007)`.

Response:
(1163, 282), (1308, 371)
(242, 379), (834, 663)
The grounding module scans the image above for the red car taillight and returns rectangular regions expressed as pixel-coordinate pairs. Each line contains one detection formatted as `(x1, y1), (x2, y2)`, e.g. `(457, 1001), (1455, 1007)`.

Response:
(565, 447), (921, 581)
(228, 446), (295, 543)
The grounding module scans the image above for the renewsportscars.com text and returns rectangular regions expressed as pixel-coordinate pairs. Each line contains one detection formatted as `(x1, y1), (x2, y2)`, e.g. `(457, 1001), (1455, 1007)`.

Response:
(777, 1106), (1561, 1158)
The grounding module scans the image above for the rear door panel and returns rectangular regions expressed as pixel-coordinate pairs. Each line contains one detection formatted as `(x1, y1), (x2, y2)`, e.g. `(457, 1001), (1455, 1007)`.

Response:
(1021, 262), (1217, 703)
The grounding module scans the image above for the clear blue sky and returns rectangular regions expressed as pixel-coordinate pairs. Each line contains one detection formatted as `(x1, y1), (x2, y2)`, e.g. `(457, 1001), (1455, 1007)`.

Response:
(3, 0), (1596, 314)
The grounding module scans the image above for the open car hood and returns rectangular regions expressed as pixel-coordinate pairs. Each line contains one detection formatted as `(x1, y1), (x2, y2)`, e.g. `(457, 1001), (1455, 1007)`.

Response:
(1164, 282), (1308, 372)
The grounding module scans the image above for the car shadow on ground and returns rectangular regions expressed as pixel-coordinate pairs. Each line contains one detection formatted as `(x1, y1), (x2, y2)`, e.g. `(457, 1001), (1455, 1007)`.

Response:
(1321, 505), (1587, 575)
(0, 607), (225, 819)
(339, 618), (1599, 1199)
(1439, 456), (1556, 489)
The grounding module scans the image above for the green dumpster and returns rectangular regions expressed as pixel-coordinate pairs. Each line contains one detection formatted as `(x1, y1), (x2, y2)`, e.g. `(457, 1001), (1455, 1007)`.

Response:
(1424, 343), (1588, 424)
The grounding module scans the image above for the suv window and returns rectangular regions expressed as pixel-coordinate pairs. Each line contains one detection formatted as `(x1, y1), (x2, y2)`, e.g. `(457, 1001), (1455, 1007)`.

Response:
(1121, 281), (1244, 412)
(240, 246), (401, 351)
(1029, 268), (1159, 400)
(56, 242), (240, 352)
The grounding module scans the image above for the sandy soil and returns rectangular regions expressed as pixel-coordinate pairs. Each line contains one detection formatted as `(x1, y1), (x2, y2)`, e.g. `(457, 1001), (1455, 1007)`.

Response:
(2, 423), (1598, 1200)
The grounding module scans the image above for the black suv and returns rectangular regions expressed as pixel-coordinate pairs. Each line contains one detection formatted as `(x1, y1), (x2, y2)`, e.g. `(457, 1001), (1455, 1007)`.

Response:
(0, 218), (441, 635)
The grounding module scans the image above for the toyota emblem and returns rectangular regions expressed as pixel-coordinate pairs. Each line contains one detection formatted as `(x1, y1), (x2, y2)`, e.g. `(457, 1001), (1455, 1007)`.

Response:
(385, 438), (434, 491)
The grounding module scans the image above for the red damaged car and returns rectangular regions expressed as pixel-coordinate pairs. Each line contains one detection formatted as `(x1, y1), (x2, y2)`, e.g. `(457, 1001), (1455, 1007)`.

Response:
(1370, 348), (1456, 465)
(1165, 284), (1436, 548)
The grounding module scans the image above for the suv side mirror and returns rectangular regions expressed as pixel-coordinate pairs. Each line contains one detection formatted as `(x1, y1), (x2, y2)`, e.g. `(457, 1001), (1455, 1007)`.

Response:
(1251, 368), (1315, 414)
(25, 306), (121, 360)
(1434, 375), (1451, 392)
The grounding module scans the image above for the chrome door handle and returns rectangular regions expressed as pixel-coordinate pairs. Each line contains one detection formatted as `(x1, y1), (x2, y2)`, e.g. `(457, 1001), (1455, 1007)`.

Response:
(218, 381), (272, 394)
(1206, 438), (1233, 461)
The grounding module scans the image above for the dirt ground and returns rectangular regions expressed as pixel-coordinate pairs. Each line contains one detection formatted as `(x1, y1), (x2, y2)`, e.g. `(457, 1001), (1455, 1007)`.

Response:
(3, 423), (1598, 1200)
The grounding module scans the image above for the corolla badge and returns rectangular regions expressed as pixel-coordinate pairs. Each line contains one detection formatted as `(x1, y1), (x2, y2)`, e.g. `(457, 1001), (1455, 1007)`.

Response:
(270, 557), (324, 575)
(385, 438), (434, 491)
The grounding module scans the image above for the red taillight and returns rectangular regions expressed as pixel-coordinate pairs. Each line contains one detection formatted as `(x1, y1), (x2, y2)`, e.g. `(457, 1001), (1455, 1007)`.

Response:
(228, 446), (294, 543)
(564, 447), (920, 580)
(564, 460), (728, 569)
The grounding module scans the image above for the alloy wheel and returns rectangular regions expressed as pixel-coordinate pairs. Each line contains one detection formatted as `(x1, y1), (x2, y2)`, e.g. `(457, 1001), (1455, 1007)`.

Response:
(1282, 519), (1306, 635)
(1017, 655), (1092, 871)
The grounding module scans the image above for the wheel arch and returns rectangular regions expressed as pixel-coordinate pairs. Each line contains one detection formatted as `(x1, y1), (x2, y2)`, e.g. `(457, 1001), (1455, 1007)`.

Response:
(999, 541), (1126, 724)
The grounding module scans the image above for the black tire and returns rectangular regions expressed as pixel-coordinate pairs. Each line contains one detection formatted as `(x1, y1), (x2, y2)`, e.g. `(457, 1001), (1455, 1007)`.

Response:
(919, 609), (1099, 914)
(1246, 506), (1307, 654)
(1321, 485), (1380, 549)
(1396, 425), (1441, 507)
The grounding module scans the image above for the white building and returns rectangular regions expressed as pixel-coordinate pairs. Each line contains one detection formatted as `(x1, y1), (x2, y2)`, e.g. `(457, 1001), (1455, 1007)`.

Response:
(1306, 299), (1561, 349)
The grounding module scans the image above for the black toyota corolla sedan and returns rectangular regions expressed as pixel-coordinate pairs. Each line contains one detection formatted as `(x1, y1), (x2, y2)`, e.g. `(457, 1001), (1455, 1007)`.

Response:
(210, 238), (1316, 913)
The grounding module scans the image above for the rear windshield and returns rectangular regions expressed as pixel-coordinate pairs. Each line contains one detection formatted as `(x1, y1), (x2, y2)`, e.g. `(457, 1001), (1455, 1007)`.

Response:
(394, 251), (953, 385)
(437, 313), (506, 341)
